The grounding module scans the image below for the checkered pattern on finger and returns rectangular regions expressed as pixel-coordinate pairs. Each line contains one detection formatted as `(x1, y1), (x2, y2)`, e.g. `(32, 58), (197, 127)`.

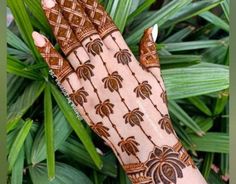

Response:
(79, 0), (118, 38)
(56, 0), (98, 42)
(39, 42), (74, 82)
(43, 3), (80, 55)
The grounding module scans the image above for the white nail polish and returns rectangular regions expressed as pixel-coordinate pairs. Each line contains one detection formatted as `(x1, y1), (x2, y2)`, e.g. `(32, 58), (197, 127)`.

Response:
(42, 0), (56, 9)
(32, 31), (46, 47)
(152, 24), (158, 42)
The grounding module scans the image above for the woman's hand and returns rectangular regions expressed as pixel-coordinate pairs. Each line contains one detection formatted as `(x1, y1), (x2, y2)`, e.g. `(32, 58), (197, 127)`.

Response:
(32, 0), (207, 183)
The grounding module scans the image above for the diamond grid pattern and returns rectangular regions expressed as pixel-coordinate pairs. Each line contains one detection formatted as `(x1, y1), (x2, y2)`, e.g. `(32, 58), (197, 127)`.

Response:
(43, 3), (79, 55)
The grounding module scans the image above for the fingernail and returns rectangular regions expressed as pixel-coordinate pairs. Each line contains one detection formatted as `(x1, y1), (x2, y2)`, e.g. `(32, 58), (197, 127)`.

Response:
(152, 24), (158, 42)
(42, 0), (56, 9)
(32, 31), (46, 47)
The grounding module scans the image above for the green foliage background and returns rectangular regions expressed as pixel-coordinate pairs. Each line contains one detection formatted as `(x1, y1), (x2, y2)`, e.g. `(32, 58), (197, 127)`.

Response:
(7, 0), (229, 183)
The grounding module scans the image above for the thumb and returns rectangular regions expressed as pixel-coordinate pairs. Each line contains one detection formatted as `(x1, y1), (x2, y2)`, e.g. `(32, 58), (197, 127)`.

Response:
(140, 25), (168, 105)
(139, 24), (160, 69)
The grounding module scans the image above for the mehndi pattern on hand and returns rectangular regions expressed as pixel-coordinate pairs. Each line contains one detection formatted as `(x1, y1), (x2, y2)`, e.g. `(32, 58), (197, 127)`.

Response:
(32, 0), (208, 183)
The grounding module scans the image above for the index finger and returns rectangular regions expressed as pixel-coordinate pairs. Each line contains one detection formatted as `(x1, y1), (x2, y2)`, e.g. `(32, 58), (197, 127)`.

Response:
(78, 0), (130, 52)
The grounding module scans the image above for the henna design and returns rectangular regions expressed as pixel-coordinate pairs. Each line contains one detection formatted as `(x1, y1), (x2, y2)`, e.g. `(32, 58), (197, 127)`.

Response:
(85, 37), (157, 147)
(95, 99), (124, 140)
(37, 41), (74, 82)
(145, 146), (186, 184)
(69, 87), (88, 106)
(95, 99), (114, 118)
(83, 108), (125, 165)
(102, 71), (123, 92)
(134, 81), (152, 100)
(79, 0), (119, 38)
(134, 81), (164, 117)
(161, 91), (168, 105)
(123, 108), (144, 127)
(118, 136), (141, 162)
(124, 163), (152, 184)
(65, 77), (125, 164)
(123, 143), (195, 184)
(158, 114), (175, 135)
(76, 61), (95, 81)
(123, 108), (156, 146)
(140, 28), (160, 69)
(86, 38), (104, 56)
(140, 27), (167, 105)
(91, 122), (110, 138)
(114, 49), (132, 65)
(42, 2), (80, 55)
(57, 0), (98, 42)
(112, 35), (164, 118)
(74, 50), (102, 102)
(173, 141), (196, 168)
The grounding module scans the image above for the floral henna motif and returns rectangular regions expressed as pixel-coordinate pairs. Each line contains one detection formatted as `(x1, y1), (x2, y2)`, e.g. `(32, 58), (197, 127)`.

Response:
(145, 146), (186, 184)
(161, 91), (168, 104)
(134, 81), (152, 99)
(102, 71), (123, 92)
(76, 60), (95, 80)
(114, 49), (132, 65)
(123, 143), (196, 184)
(69, 87), (89, 106)
(158, 114), (175, 135)
(86, 38), (103, 56)
(134, 80), (164, 117)
(123, 108), (156, 146)
(91, 122), (110, 138)
(118, 136), (140, 159)
(112, 35), (164, 117)
(95, 99), (114, 118)
(123, 108), (144, 127)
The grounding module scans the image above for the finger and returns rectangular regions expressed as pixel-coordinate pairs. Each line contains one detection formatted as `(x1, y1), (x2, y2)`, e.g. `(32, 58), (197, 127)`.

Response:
(78, 0), (129, 51)
(32, 32), (94, 125)
(140, 25), (160, 69)
(41, 0), (80, 56)
(56, 0), (99, 42)
(56, 0), (109, 59)
(139, 25), (167, 104)
(42, 0), (94, 79)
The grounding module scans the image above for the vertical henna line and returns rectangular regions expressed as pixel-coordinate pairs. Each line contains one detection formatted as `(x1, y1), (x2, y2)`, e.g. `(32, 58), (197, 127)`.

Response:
(116, 90), (131, 112)
(149, 70), (165, 92)
(74, 51), (102, 103)
(88, 79), (102, 103)
(82, 106), (125, 165)
(111, 35), (140, 84)
(111, 35), (121, 51)
(107, 116), (124, 140)
(111, 35), (166, 118)
(74, 50), (83, 65)
(148, 97), (164, 117)
(99, 52), (156, 147)
(138, 125), (156, 146)
(98, 55), (110, 74)
(66, 77), (75, 93)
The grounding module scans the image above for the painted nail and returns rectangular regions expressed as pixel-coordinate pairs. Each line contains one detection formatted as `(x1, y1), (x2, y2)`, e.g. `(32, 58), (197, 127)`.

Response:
(41, 0), (56, 9)
(32, 31), (46, 47)
(152, 24), (158, 42)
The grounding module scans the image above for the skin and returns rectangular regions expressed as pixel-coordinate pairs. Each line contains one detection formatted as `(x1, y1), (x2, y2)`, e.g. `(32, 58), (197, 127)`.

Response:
(32, 0), (208, 183)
